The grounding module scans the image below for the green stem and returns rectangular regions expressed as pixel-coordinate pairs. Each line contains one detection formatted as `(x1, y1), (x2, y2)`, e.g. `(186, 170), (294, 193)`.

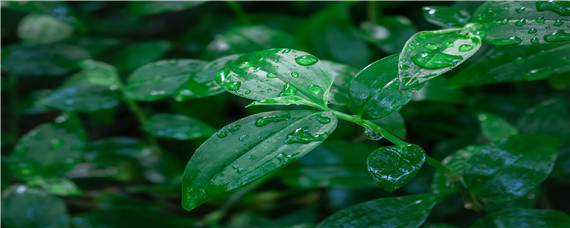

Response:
(425, 156), (483, 212)
(330, 110), (407, 147)
(8, 73), (20, 144)
(368, 1), (379, 25)
(121, 95), (164, 156)
(538, 186), (553, 210)
(226, 1), (251, 25)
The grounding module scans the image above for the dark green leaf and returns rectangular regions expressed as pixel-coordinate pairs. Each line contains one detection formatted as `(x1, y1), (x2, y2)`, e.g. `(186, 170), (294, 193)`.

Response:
(279, 141), (377, 189)
(477, 112), (519, 141)
(422, 6), (471, 28)
(1, 43), (90, 76)
(548, 73), (570, 90)
(17, 14), (73, 44)
(472, 1), (570, 45)
(3, 1), (84, 29)
(367, 144), (426, 192)
(399, 28), (482, 90)
(215, 48), (333, 108)
(322, 60), (358, 110)
(317, 194), (437, 228)
(448, 43), (570, 87)
(464, 135), (559, 204)
(27, 177), (82, 196)
(8, 113), (87, 180)
(204, 25), (297, 60)
(360, 16), (418, 54)
(182, 110), (337, 210)
(413, 77), (467, 103)
(1, 185), (70, 228)
(349, 54), (414, 119)
(65, 36), (123, 57)
(110, 41), (172, 72)
(173, 55), (234, 101)
(370, 111), (407, 139)
(129, 1), (204, 16)
(431, 145), (480, 196)
(471, 209), (570, 228)
(125, 59), (207, 101)
(143, 113), (216, 140)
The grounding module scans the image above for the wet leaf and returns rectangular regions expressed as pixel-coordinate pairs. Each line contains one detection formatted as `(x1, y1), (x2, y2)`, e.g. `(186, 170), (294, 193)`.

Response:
(173, 55), (235, 101)
(27, 177), (82, 196)
(367, 144), (426, 192)
(182, 110), (337, 210)
(1, 185), (70, 228)
(431, 145), (480, 196)
(129, 1), (204, 16)
(471, 209), (570, 228)
(477, 112), (519, 141)
(110, 41), (172, 72)
(317, 194), (437, 228)
(423, 6), (471, 28)
(359, 16), (418, 54)
(1, 43), (90, 76)
(17, 14), (73, 44)
(143, 113), (215, 140)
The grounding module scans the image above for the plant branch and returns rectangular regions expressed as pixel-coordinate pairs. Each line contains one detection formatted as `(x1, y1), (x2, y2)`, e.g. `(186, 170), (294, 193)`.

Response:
(120, 92), (164, 156)
(368, 1), (379, 25)
(330, 110), (407, 147)
(226, 2), (251, 25)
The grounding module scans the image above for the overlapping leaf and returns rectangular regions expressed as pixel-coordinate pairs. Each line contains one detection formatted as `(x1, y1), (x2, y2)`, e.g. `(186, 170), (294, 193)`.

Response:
(143, 113), (215, 140)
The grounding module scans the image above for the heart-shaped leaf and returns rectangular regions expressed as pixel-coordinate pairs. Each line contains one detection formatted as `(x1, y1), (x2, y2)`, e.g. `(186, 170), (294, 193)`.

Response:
(367, 144), (426, 192)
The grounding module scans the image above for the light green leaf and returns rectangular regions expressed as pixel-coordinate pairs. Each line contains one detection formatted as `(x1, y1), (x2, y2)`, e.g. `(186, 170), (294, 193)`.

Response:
(3, 1), (84, 29)
(472, 1), (570, 45)
(448, 43), (570, 87)
(215, 48), (333, 108)
(17, 14), (73, 44)
(27, 177), (82, 196)
(8, 113), (87, 180)
(317, 194), (437, 228)
(431, 145), (480, 196)
(471, 209), (570, 228)
(322, 60), (358, 110)
(129, 1), (204, 16)
(367, 144), (426, 192)
(182, 110), (337, 211)
(477, 112), (519, 141)
(1, 43), (90, 76)
(399, 28), (482, 90)
(360, 16), (418, 54)
(464, 135), (559, 204)
(143, 113), (215, 140)
(110, 41), (173, 72)
(1, 185), (70, 228)
(349, 54), (414, 119)
(125, 59), (207, 101)
(173, 55), (236, 101)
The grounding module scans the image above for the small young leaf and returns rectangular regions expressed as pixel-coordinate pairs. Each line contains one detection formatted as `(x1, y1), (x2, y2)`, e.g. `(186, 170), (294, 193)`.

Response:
(17, 14), (73, 44)
(367, 144), (426, 192)
(448, 43), (570, 87)
(173, 55), (236, 101)
(471, 209), (570, 228)
(317, 194), (437, 228)
(422, 6), (471, 28)
(143, 113), (215, 140)
(322, 60), (358, 111)
(182, 110), (337, 211)
(128, 1), (204, 16)
(477, 112), (519, 141)
(215, 48), (333, 107)
(472, 1), (570, 45)
(349, 55), (414, 119)
(125, 59), (207, 101)
(399, 28), (482, 90)
(110, 41), (173, 72)
(27, 177), (82, 196)
(431, 145), (480, 196)
(464, 135), (559, 204)
(1, 185), (70, 228)
(360, 16), (418, 54)
(8, 113), (87, 180)
(2, 43), (90, 76)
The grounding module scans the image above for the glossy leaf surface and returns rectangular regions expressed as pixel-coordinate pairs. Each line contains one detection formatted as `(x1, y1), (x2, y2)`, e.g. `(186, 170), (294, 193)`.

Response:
(448, 43), (570, 87)
(129, 1), (204, 16)
(173, 55), (234, 101)
(1, 43), (90, 76)
(17, 14), (73, 44)
(431, 145), (479, 196)
(1, 185), (70, 228)
(215, 48), (333, 107)
(367, 144), (426, 192)
(423, 6), (471, 28)
(143, 113), (215, 140)
(349, 55), (414, 119)
(28, 177), (82, 196)
(317, 194), (437, 228)
(464, 135), (559, 204)
(473, 1), (570, 45)
(399, 28), (482, 90)
(182, 110), (337, 210)
(471, 209), (570, 228)
(360, 16), (418, 54)
(477, 112), (519, 141)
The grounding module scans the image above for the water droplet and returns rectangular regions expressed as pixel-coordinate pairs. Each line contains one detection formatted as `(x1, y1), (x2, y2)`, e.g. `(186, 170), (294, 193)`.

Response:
(364, 128), (383, 141)
(244, 90), (251, 95)
(514, 18), (526, 27)
(291, 72), (299, 78)
(400, 64), (410, 70)
(444, 42), (454, 48)
(515, 7), (526, 14)
(217, 130), (228, 138)
(266, 72), (277, 78)
(279, 83), (296, 97)
(227, 124), (241, 133)
(248, 155), (256, 161)
(528, 28), (538, 34)
(411, 52), (463, 69)
(295, 55), (318, 66)
(317, 115), (331, 124)
(408, 44), (416, 50)
(524, 68), (554, 80)
(493, 36), (523, 45)
(284, 126), (328, 144)
(499, 18), (509, 25)
(458, 44), (473, 52)
(255, 113), (291, 127)
(531, 37), (540, 44)
(418, 33), (427, 39)
(514, 56), (526, 65)
(536, 1), (570, 16)
(424, 43), (438, 50)
(49, 138), (65, 150)
(232, 164), (247, 174)
(563, 56), (570, 64)
(536, 17), (546, 23)
(239, 135), (249, 142)
(543, 30), (570, 42)
(307, 85), (322, 94)
(554, 20), (565, 27)
(224, 81), (241, 92)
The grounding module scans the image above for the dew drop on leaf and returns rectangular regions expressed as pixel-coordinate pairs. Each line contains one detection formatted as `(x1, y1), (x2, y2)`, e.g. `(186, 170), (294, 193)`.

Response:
(528, 28), (538, 34)
(316, 115), (331, 124)
(284, 126), (327, 144)
(536, 1), (570, 16)
(291, 72), (299, 77)
(411, 52), (463, 69)
(307, 85), (322, 94)
(543, 30), (570, 42)
(239, 135), (249, 142)
(279, 83), (296, 97)
(458, 44), (474, 52)
(266, 72), (277, 78)
(364, 128), (383, 141)
(493, 36), (523, 45)
(294, 55), (318, 66)
(232, 164), (247, 174)
(531, 37), (540, 44)
(553, 20), (565, 27)
(515, 7), (526, 14)
(255, 113), (291, 127)
(444, 41), (454, 48)
(514, 18), (526, 27)
(217, 130), (228, 138)
(424, 43), (438, 50)
(224, 81), (241, 92)
(536, 17), (546, 23)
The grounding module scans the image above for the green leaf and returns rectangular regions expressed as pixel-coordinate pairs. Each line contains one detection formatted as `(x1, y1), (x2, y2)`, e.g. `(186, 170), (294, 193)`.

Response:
(413, 77), (467, 104)
(399, 28), (482, 90)
(27, 177), (82, 196)
(3, 1), (84, 29)
(423, 6), (471, 28)
(321, 60), (358, 110)
(182, 110), (337, 210)
(370, 111), (407, 139)
(204, 25), (297, 60)
(173, 55), (234, 101)
(110, 41), (173, 72)
(367, 144), (426, 192)
(1, 43), (90, 76)
(448, 43), (570, 87)
(360, 16), (418, 54)
(477, 112), (519, 141)
(431, 145), (480, 196)
(349, 54), (414, 119)
(471, 209), (570, 228)
(129, 1), (204, 16)
(472, 1), (570, 45)
(143, 113), (216, 140)
(65, 36), (123, 57)
(317, 194), (437, 228)
(548, 72), (570, 90)
(8, 113), (87, 180)
(279, 141), (377, 189)
(215, 48), (333, 108)
(17, 14), (73, 44)
(464, 135), (559, 204)
(1, 185), (70, 228)
(125, 59), (207, 101)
